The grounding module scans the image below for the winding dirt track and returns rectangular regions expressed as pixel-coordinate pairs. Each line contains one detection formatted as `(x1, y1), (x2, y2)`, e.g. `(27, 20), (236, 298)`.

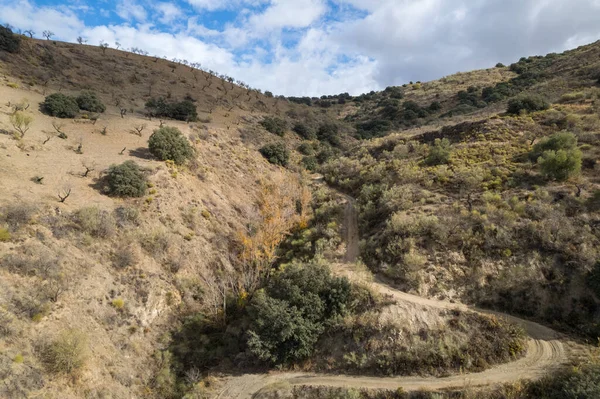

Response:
(215, 195), (572, 398)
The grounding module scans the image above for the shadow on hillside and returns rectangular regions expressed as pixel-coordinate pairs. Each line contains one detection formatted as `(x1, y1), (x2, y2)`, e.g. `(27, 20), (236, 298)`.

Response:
(129, 147), (154, 160)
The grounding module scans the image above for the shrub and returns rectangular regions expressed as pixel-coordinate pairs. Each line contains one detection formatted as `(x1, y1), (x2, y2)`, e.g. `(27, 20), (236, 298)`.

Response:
(0, 227), (10, 242)
(148, 126), (195, 165)
(71, 207), (116, 238)
(537, 149), (582, 181)
(41, 330), (88, 375)
(247, 263), (353, 365)
(297, 142), (315, 155)
(10, 111), (33, 138)
(42, 93), (79, 118)
(529, 132), (578, 161)
(260, 143), (289, 166)
(0, 203), (37, 230)
(260, 117), (287, 136)
(496, 62), (505, 68)
(507, 94), (549, 115)
(76, 91), (106, 113)
(425, 138), (452, 165)
(317, 123), (340, 146)
(106, 161), (148, 197)
(145, 97), (198, 121)
(302, 156), (318, 171)
(293, 122), (316, 140)
(0, 26), (20, 53)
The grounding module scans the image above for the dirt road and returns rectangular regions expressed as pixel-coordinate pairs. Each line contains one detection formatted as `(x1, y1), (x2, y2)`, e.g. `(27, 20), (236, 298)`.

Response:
(215, 193), (573, 398)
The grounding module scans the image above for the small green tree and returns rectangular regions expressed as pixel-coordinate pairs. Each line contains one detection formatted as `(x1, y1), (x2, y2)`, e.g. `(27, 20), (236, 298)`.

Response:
(76, 91), (106, 113)
(10, 111), (33, 138)
(507, 94), (549, 115)
(259, 143), (289, 166)
(42, 93), (79, 118)
(317, 123), (340, 146)
(106, 161), (148, 197)
(529, 131), (578, 161)
(293, 122), (316, 140)
(537, 149), (582, 181)
(425, 138), (452, 165)
(148, 126), (195, 165)
(260, 117), (287, 136)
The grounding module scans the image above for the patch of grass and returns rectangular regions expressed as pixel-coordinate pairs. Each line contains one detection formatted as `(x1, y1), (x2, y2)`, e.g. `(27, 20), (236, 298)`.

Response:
(41, 329), (88, 375)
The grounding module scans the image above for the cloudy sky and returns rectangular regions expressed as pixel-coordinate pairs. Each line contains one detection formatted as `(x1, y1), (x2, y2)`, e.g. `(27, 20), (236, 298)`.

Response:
(2, 0), (600, 96)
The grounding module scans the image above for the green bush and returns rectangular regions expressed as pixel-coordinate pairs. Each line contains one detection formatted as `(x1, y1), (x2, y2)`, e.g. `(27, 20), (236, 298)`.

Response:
(41, 330), (88, 375)
(0, 26), (20, 53)
(537, 149), (582, 181)
(41, 93), (79, 118)
(260, 117), (287, 136)
(496, 62), (505, 68)
(528, 363), (600, 399)
(148, 126), (195, 165)
(507, 94), (549, 115)
(317, 123), (340, 146)
(530, 132), (578, 161)
(425, 138), (452, 165)
(76, 91), (106, 113)
(297, 142), (315, 155)
(293, 122), (316, 140)
(247, 263), (352, 365)
(302, 156), (318, 171)
(145, 97), (198, 121)
(260, 143), (289, 166)
(106, 161), (148, 197)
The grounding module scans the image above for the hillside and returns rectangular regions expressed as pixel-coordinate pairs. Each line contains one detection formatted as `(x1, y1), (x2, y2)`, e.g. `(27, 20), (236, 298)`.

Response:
(0, 28), (599, 399)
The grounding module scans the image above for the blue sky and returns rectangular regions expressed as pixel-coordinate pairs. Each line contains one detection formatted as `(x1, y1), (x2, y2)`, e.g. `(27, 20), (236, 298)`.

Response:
(2, 0), (600, 96)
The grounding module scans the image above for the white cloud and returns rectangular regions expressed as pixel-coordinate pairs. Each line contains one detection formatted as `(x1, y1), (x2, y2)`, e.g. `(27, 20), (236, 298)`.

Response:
(116, 0), (147, 22)
(154, 2), (183, 24)
(249, 0), (327, 31)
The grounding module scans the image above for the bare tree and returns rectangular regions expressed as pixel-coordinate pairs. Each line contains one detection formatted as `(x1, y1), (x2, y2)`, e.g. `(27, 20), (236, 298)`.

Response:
(99, 41), (109, 55)
(119, 147), (127, 155)
(115, 41), (121, 50)
(23, 30), (34, 38)
(42, 30), (54, 40)
(131, 124), (146, 136)
(81, 161), (96, 177)
(120, 108), (127, 118)
(57, 187), (72, 203)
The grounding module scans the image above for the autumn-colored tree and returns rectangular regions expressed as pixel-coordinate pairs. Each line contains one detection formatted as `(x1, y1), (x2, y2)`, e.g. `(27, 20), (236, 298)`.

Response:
(235, 176), (311, 295)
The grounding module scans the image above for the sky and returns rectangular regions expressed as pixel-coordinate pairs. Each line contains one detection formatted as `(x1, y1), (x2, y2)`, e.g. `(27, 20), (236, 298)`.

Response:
(1, 0), (600, 96)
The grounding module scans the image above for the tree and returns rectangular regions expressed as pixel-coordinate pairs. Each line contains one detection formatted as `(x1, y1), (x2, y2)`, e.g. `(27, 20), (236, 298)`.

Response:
(425, 138), (452, 165)
(537, 149), (582, 181)
(76, 91), (106, 113)
(507, 94), (549, 115)
(260, 116), (287, 136)
(529, 132), (578, 161)
(41, 93), (79, 118)
(23, 30), (34, 38)
(99, 41), (109, 54)
(10, 111), (33, 138)
(148, 126), (195, 165)
(317, 123), (340, 146)
(42, 30), (54, 40)
(259, 143), (289, 166)
(0, 25), (21, 53)
(106, 161), (148, 197)
(293, 122), (316, 140)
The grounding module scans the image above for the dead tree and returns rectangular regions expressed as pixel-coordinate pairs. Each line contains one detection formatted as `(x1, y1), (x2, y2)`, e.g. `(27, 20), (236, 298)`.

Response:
(58, 187), (72, 203)
(42, 30), (54, 40)
(81, 161), (96, 177)
(120, 108), (127, 118)
(24, 30), (34, 38)
(131, 124), (146, 136)
(119, 147), (127, 155)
